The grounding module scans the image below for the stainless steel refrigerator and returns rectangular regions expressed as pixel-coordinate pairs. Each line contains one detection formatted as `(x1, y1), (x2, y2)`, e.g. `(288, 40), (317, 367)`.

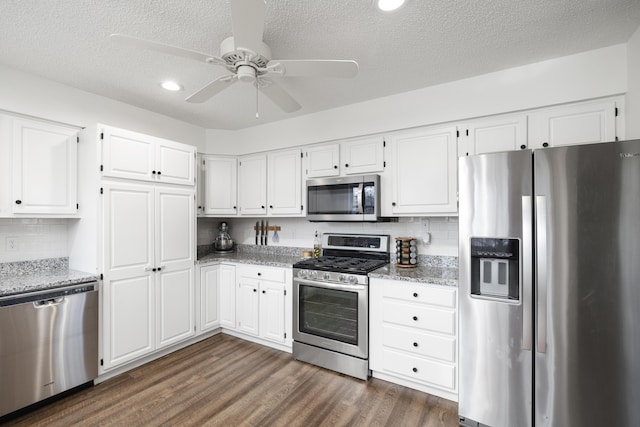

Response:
(458, 140), (640, 427)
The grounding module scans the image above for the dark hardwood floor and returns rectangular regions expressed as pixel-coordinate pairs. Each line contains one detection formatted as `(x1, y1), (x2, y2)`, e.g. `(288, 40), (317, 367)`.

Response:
(4, 334), (458, 426)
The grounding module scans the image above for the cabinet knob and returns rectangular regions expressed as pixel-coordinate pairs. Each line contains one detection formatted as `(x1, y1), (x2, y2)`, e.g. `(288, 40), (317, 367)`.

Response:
(392, 202), (396, 207)
(542, 142), (549, 148)
(413, 292), (418, 298)
(15, 200), (22, 205)
(198, 206), (202, 209)
(257, 272), (262, 276)
(233, 206), (237, 209)
(152, 170), (156, 174)
(253, 288), (257, 292)
(412, 316), (418, 321)
(157, 266), (162, 271)
(412, 367), (418, 373)
(345, 163), (349, 167)
(269, 205), (273, 209)
(157, 171), (161, 175)
(152, 268), (157, 272)
(413, 342), (418, 347)
(262, 290), (266, 294)
(261, 205), (265, 209)
(333, 165), (338, 169)
(520, 144), (526, 150)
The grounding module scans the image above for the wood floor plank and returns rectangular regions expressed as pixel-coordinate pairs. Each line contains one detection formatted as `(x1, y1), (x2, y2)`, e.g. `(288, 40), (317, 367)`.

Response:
(3, 334), (459, 427)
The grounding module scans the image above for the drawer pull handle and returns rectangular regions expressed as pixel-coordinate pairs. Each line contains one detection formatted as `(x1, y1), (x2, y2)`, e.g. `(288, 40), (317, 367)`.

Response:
(413, 292), (418, 298)
(412, 367), (418, 373)
(413, 342), (418, 347)
(412, 316), (418, 321)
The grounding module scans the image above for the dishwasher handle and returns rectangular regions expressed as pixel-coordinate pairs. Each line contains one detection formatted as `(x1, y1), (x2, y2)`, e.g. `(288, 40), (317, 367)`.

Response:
(34, 297), (65, 307)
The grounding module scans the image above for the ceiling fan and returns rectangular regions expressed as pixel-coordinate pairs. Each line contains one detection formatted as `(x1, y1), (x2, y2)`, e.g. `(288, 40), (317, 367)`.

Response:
(110, 0), (359, 114)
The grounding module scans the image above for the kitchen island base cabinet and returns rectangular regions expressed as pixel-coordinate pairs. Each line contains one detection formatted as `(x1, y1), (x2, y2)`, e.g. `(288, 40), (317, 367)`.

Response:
(370, 278), (458, 402)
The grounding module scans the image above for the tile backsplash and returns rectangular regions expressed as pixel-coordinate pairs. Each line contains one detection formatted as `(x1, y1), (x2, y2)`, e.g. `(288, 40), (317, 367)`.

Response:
(0, 219), (68, 262)
(198, 216), (459, 257)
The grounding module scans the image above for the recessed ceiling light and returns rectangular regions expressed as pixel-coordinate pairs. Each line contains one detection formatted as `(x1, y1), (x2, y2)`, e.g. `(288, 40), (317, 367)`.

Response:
(376, 0), (406, 12)
(161, 81), (183, 91)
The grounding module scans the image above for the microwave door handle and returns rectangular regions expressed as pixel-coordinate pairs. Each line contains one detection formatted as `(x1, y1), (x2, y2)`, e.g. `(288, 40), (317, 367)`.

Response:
(357, 183), (364, 214)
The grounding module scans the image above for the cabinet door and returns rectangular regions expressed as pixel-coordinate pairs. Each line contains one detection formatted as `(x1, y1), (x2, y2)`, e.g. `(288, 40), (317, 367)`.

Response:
(305, 144), (340, 178)
(389, 127), (458, 215)
(236, 278), (260, 336)
(267, 148), (302, 216)
(203, 156), (237, 215)
(460, 115), (528, 156)
(11, 118), (78, 214)
(341, 136), (385, 174)
(102, 182), (155, 369)
(238, 153), (267, 215)
(155, 138), (195, 186)
(199, 265), (220, 332)
(157, 266), (195, 348)
(259, 281), (286, 343)
(529, 99), (617, 148)
(219, 264), (237, 328)
(101, 127), (155, 182)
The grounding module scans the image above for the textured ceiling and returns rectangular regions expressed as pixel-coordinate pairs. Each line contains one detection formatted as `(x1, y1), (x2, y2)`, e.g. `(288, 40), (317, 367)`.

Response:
(1, 0), (639, 130)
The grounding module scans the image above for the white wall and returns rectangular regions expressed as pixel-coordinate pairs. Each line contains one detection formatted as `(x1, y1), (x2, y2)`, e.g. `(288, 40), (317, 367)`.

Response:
(207, 44), (627, 154)
(627, 26), (640, 139)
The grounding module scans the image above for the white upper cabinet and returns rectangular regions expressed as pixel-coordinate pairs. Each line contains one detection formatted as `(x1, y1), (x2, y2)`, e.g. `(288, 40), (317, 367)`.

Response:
(203, 155), (237, 216)
(101, 126), (195, 186)
(267, 148), (303, 216)
(10, 118), (78, 215)
(238, 153), (267, 216)
(305, 143), (340, 178)
(386, 126), (458, 216)
(528, 99), (618, 149)
(459, 115), (528, 156)
(341, 136), (385, 174)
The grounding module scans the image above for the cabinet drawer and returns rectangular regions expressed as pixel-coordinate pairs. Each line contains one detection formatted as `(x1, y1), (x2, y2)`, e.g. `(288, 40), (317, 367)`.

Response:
(237, 265), (285, 283)
(381, 348), (456, 390)
(383, 281), (456, 308)
(382, 300), (455, 335)
(382, 324), (456, 363)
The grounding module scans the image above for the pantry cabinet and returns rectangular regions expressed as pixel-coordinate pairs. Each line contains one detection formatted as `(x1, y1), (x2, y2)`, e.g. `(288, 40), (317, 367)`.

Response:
(370, 278), (458, 401)
(0, 116), (79, 216)
(267, 148), (303, 216)
(385, 126), (458, 216)
(203, 155), (237, 215)
(238, 153), (267, 216)
(101, 182), (195, 370)
(101, 126), (195, 186)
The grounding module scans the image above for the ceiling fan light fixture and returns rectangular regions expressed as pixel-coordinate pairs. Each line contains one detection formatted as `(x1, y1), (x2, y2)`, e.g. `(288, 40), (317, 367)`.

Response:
(160, 81), (183, 91)
(237, 64), (257, 83)
(376, 0), (406, 12)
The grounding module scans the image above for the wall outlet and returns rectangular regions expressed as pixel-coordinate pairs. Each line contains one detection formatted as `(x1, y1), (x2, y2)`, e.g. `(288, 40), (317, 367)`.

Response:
(6, 237), (18, 251)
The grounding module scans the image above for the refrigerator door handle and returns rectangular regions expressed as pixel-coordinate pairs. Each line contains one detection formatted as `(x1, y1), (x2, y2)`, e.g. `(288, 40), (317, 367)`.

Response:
(535, 195), (548, 353)
(522, 196), (533, 351)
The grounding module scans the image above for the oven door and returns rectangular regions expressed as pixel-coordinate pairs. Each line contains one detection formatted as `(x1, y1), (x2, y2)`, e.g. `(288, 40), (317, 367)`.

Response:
(293, 277), (368, 359)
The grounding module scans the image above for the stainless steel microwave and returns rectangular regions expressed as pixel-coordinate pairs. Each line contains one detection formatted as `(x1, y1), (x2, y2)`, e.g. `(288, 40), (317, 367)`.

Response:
(306, 175), (380, 221)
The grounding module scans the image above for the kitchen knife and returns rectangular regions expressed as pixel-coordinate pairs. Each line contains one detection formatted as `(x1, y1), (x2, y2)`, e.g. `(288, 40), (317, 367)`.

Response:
(260, 220), (264, 245)
(265, 221), (268, 246)
(255, 221), (259, 245)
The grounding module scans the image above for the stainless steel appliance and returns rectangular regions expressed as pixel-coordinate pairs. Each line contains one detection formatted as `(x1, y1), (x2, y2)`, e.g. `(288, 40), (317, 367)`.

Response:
(293, 233), (389, 379)
(213, 221), (234, 252)
(306, 175), (380, 221)
(0, 282), (99, 418)
(458, 140), (640, 427)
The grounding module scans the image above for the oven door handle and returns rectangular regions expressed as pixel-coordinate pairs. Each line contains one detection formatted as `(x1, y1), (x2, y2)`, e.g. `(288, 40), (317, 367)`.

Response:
(294, 277), (367, 292)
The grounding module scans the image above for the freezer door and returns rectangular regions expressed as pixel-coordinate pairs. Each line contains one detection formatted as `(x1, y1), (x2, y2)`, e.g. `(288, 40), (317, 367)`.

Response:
(459, 150), (533, 427)
(534, 140), (640, 427)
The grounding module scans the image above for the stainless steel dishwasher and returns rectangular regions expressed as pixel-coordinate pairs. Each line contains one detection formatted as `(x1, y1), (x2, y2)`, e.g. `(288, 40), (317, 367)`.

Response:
(0, 282), (99, 417)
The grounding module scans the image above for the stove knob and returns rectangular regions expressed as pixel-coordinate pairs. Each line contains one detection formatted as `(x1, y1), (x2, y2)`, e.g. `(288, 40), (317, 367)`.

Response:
(338, 274), (347, 282)
(323, 272), (331, 281)
(309, 270), (318, 279)
(297, 270), (307, 279)
(348, 275), (358, 284)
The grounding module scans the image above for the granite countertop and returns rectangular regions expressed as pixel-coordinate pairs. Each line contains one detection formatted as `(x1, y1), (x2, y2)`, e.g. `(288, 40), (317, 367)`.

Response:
(0, 258), (99, 298)
(197, 251), (303, 269)
(369, 264), (458, 287)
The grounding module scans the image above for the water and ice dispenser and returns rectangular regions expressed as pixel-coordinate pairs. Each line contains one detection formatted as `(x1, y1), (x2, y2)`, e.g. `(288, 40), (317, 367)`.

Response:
(470, 238), (520, 301)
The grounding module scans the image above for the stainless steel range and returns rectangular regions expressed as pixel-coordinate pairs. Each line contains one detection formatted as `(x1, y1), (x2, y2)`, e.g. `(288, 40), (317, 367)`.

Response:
(292, 233), (389, 380)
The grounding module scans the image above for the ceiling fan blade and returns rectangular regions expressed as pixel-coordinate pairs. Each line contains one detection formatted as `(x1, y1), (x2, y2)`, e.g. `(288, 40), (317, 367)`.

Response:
(186, 75), (238, 103)
(230, 0), (266, 53)
(110, 33), (224, 65)
(269, 60), (359, 78)
(259, 80), (301, 113)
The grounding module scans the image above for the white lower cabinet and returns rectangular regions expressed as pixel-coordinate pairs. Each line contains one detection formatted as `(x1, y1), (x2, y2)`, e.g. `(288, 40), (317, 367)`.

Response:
(198, 263), (236, 333)
(236, 264), (291, 346)
(370, 278), (458, 401)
